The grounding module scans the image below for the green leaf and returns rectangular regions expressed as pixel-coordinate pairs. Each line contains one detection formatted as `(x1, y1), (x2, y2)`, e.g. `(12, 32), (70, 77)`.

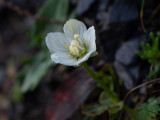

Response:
(137, 32), (160, 78)
(132, 97), (160, 120)
(141, 42), (151, 50)
(99, 92), (123, 114)
(96, 71), (114, 91)
(90, 51), (98, 57)
(82, 104), (108, 116)
(132, 104), (150, 120)
(21, 0), (73, 92)
(109, 101), (123, 114)
(11, 83), (23, 102)
(82, 116), (94, 120)
(29, 0), (69, 44)
(148, 62), (160, 78)
(21, 51), (54, 93)
(82, 92), (123, 117)
(99, 92), (116, 105)
(147, 97), (160, 117)
(149, 32), (155, 40)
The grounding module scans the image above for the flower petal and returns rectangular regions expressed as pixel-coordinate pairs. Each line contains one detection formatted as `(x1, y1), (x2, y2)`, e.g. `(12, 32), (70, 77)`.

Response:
(51, 52), (78, 66)
(83, 26), (96, 52)
(77, 50), (94, 65)
(63, 19), (87, 39)
(46, 32), (70, 53)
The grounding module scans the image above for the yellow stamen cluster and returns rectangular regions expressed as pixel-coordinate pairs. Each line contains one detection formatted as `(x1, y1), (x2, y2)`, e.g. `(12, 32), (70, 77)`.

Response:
(74, 34), (80, 39)
(69, 38), (85, 57)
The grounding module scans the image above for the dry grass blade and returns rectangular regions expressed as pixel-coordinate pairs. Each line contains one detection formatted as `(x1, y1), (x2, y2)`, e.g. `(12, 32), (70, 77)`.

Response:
(123, 77), (160, 103)
(140, 0), (147, 33)
(150, 3), (160, 19)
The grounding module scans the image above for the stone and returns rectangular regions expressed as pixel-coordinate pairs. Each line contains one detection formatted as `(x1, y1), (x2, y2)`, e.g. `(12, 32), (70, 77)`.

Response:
(98, 0), (110, 11)
(76, 0), (95, 15)
(108, 0), (138, 23)
(114, 36), (147, 90)
(128, 65), (140, 81)
(115, 39), (140, 65)
(114, 61), (134, 90)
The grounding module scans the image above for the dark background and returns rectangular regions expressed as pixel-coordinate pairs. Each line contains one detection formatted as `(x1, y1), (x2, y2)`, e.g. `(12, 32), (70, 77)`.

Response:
(0, 0), (160, 120)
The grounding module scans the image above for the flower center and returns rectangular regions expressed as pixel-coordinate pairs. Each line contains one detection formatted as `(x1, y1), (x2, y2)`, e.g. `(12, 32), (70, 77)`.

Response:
(74, 34), (80, 39)
(69, 39), (85, 57)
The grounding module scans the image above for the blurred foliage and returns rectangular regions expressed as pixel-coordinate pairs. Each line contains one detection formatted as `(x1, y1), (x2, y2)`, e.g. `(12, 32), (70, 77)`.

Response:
(82, 63), (160, 120)
(137, 32), (160, 78)
(82, 65), (123, 119)
(95, 64), (120, 100)
(29, 0), (69, 45)
(21, 51), (53, 92)
(132, 97), (160, 120)
(82, 116), (94, 120)
(82, 92), (123, 117)
(11, 83), (23, 102)
(13, 0), (75, 93)
(96, 65), (115, 91)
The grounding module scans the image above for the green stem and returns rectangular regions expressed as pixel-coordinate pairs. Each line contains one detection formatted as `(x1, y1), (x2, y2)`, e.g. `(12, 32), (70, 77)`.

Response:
(82, 62), (118, 101)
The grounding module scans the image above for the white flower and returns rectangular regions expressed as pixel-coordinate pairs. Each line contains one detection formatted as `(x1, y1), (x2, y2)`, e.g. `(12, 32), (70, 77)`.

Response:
(45, 19), (96, 66)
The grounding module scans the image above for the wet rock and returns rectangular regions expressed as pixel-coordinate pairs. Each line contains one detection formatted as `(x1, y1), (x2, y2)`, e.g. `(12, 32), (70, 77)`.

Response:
(128, 65), (140, 81)
(98, 0), (110, 11)
(139, 85), (147, 95)
(114, 62), (141, 90)
(114, 36), (146, 89)
(76, 0), (95, 15)
(115, 39), (140, 65)
(114, 61), (134, 90)
(108, 0), (138, 23)
(97, 11), (109, 31)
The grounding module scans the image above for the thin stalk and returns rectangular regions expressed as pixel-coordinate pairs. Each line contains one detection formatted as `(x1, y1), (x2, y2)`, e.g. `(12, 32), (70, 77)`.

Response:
(140, 0), (147, 33)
